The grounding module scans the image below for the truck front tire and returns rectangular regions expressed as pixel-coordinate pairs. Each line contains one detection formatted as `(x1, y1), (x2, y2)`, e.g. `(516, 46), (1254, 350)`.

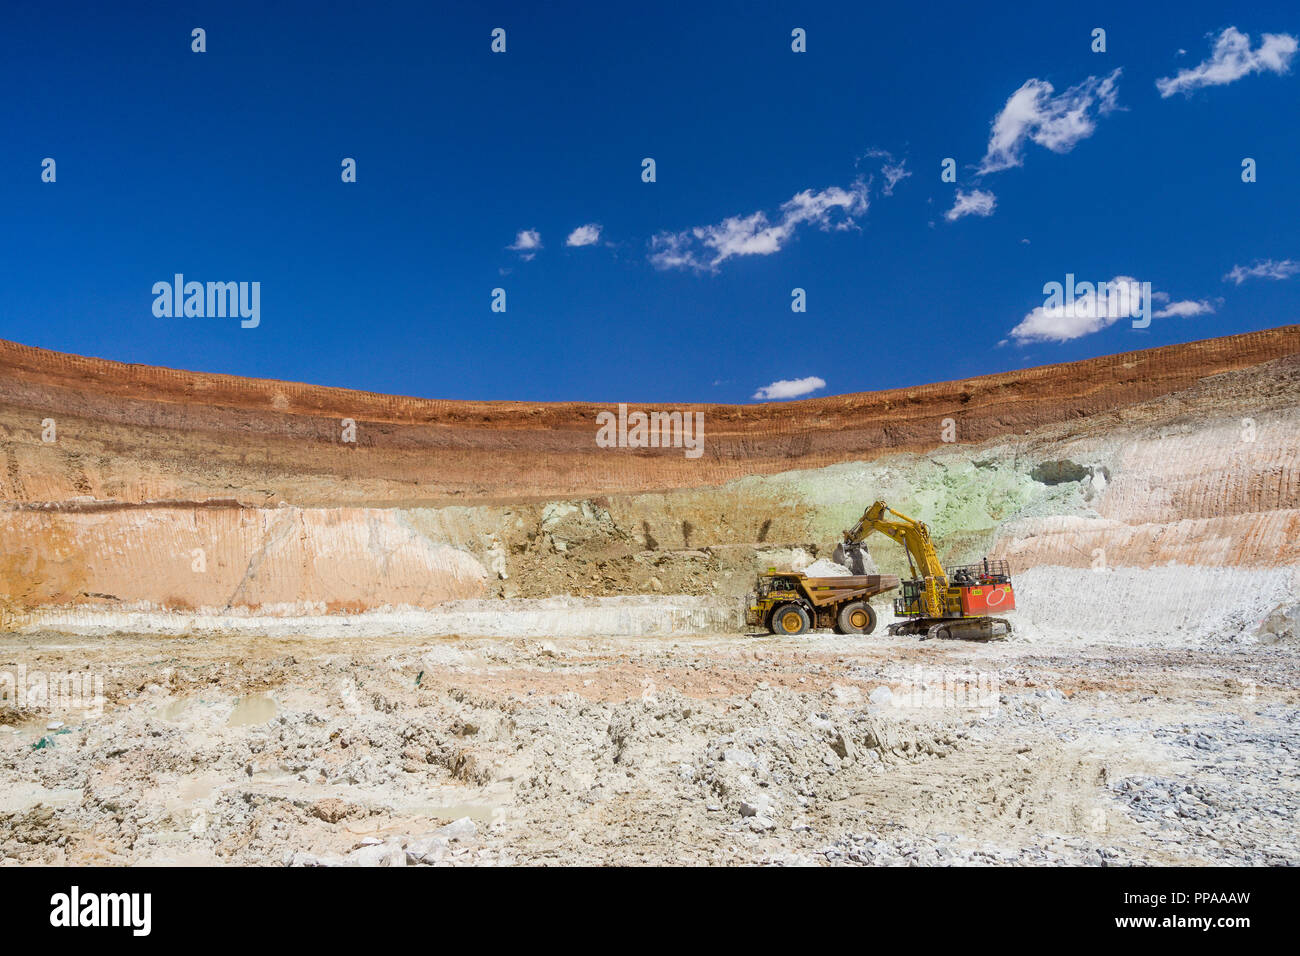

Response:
(770, 604), (811, 636)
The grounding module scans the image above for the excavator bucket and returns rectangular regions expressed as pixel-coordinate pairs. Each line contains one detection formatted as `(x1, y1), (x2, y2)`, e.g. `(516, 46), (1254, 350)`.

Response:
(832, 541), (875, 575)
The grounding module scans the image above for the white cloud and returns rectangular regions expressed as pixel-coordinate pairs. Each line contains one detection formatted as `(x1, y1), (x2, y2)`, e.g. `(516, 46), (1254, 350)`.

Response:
(1156, 27), (1298, 97)
(1224, 258), (1299, 284)
(862, 148), (912, 196)
(650, 181), (868, 272)
(945, 188), (997, 221)
(880, 161), (910, 196)
(1009, 278), (1212, 343)
(646, 232), (699, 271)
(752, 376), (827, 401)
(1153, 299), (1215, 318)
(979, 69), (1121, 174)
(566, 223), (602, 247)
(1009, 276), (1146, 344)
(508, 229), (542, 260)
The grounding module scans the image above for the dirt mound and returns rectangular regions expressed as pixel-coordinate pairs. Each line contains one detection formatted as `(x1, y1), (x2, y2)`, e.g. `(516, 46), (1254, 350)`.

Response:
(803, 558), (853, 577)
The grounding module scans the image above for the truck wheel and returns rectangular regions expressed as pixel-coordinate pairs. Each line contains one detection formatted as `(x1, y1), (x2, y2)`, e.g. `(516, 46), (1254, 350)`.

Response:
(837, 601), (877, 635)
(771, 604), (811, 636)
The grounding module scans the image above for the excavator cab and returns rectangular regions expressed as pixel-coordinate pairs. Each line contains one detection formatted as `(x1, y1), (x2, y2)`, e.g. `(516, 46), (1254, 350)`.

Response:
(894, 578), (926, 617)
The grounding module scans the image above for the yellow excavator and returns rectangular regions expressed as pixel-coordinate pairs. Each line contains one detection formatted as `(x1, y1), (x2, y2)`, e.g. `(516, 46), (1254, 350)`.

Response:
(838, 500), (1016, 640)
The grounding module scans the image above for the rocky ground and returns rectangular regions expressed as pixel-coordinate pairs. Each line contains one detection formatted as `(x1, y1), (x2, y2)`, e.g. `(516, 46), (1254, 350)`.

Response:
(2, 614), (1296, 866)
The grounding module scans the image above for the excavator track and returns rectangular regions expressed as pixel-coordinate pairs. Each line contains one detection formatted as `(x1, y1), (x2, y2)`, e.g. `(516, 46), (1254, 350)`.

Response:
(888, 617), (1012, 641)
(926, 617), (1012, 641)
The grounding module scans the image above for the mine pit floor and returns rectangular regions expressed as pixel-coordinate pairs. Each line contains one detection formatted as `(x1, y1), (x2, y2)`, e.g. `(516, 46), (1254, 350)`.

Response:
(1, 626), (1296, 865)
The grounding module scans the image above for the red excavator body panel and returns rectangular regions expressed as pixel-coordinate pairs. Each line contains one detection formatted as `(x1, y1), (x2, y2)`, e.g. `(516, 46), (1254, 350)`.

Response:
(958, 583), (1015, 615)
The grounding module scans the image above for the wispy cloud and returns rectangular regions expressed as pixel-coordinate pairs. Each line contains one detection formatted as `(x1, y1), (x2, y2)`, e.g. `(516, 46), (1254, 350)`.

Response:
(1157, 27), (1298, 97)
(566, 223), (602, 247)
(508, 229), (543, 260)
(880, 161), (909, 196)
(752, 376), (826, 400)
(1223, 258), (1299, 284)
(1153, 298), (1215, 318)
(979, 69), (1121, 174)
(862, 148), (911, 196)
(945, 188), (997, 221)
(650, 181), (868, 272)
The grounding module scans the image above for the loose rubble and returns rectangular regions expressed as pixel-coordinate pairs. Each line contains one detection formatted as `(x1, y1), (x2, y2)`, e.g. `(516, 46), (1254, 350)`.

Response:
(1, 620), (1295, 866)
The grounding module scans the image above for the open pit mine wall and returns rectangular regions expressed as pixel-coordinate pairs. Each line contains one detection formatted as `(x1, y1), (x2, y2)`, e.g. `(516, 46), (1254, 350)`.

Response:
(0, 327), (1297, 617)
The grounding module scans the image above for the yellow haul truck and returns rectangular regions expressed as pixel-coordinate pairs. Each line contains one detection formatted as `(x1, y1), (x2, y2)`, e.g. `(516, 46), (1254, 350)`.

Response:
(746, 571), (901, 635)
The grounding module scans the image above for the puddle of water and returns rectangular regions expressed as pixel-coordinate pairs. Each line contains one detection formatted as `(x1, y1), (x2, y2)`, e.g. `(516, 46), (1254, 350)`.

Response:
(1, 720), (42, 737)
(0, 784), (82, 813)
(3, 719), (75, 748)
(176, 777), (221, 803)
(227, 694), (277, 727)
(161, 699), (192, 722)
(349, 799), (504, 840)
(411, 801), (502, 824)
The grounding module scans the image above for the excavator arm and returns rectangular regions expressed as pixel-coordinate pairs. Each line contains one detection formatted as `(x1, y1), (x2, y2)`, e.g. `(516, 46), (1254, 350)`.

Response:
(842, 501), (949, 618)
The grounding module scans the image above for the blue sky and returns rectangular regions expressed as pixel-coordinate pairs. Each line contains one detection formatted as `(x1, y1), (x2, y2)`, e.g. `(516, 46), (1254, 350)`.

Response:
(2, 1), (1298, 402)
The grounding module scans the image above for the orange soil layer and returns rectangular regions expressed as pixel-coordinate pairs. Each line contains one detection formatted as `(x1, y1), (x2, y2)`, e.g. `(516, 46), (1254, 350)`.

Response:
(1, 326), (1297, 506)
